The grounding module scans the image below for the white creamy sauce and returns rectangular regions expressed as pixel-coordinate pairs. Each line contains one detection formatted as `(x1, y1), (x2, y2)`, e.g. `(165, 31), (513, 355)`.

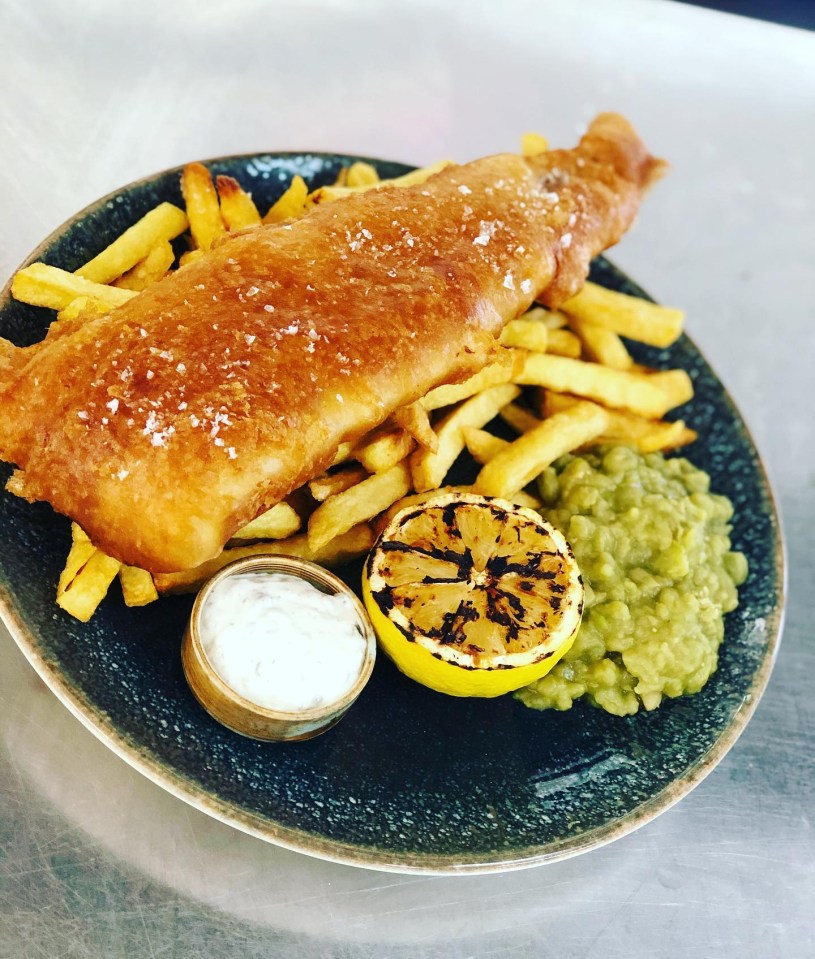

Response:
(199, 572), (367, 712)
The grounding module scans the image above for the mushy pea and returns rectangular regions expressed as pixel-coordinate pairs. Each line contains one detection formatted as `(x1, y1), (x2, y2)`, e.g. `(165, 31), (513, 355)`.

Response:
(516, 445), (747, 716)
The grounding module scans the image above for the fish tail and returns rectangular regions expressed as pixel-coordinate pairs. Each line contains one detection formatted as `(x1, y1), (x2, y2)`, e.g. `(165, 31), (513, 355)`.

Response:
(580, 112), (667, 190)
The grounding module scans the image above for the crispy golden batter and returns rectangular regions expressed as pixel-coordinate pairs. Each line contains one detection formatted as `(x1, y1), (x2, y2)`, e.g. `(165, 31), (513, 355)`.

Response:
(0, 114), (664, 572)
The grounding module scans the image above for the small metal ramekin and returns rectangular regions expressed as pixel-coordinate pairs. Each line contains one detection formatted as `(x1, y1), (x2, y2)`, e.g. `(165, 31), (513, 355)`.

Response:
(181, 555), (376, 742)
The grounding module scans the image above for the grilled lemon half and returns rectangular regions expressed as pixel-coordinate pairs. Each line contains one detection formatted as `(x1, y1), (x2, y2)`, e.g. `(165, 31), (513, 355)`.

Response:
(362, 492), (584, 697)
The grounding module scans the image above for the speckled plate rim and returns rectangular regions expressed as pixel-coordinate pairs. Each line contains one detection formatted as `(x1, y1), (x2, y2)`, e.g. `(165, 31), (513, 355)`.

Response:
(0, 153), (787, 875)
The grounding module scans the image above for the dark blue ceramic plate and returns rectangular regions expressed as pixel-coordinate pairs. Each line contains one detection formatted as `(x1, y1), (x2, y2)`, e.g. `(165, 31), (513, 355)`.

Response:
(0, 154), (785, 874)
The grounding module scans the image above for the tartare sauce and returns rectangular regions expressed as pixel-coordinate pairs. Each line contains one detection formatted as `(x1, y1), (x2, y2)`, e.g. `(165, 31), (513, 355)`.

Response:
(199, 571), (367, 712)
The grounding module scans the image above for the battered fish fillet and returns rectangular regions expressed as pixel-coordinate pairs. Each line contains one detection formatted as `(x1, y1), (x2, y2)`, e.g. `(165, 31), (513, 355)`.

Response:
(0, 114), (664, 572)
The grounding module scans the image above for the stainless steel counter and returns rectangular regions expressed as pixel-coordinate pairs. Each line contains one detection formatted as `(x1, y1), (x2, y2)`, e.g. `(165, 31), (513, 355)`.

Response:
(1, 1), (812, 955)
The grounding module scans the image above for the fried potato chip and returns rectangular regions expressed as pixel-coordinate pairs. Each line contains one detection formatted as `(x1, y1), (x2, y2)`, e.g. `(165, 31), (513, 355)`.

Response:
(391, 402), (438, 452)
(308, 462), (411, 550)
(411, 383), (520, 492)
(309, 160), (452, 204)
(546, 328), (582, 358)
(473, 401), (610, 498)
(421, 352), (520, 411)
(12, 263), (136, 311)
(353, 427), (415, 473)
(113, 241), (176, 291)
(381, 160), (452, 189)
(216, 175), (262, 230)
(541, 391), (697, 452)
(71, 522), (90, 543)
(155, 524), (375, 595)
(516, 353), (671, 418)
(75, 202), (188, 284)
(462, 427), (509, 465)
(284, 486), (317, 523)
(331, 441), (355, 467)
(644, 368), (694, 410)
(525, 306), (569, 330)
(119, 566), (159, 607)
(521, 132), (549, 156)
(308, 464), (369, 502)
(658, 424), (698, 450)
(55, 296), (111, 325)
(498, 401), (541, 434)
(561, 281), (684, 348)
(181, 162), (225, 251)
(346, 161), (380, 188)
(57, 537), (96, 595)
(500, 318), (549, 353)
(568, 315), (633, 370)
(230, 502), (302, 541)
(178, 249), (205, 268)
(56, 550), (121, 622)
(263, 175), (309, 224)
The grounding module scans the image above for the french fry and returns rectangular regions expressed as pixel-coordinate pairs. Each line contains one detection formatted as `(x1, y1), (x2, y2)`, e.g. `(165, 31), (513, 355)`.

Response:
(57, 536), (96, 594)
(544, 310), (570, 329)
(345, 161), (380, 188)
(308, 464), (369, 501)
(421, 352), (520, 411)
(230, 502), (301, 541)
(462, 427), (509, 465)
(71, 522), (90, 543)
(113, 241), (176, 291)
(616, 419), (698, 453)
(500, 319), (548, 353)
(561, 281), (684, 348)
(473, 401), (610, 498)
(521, 132), (549, 156)
(568, 315), (633, 371)
(391, 402), (438, 452)
(12, 263), (136, 311)
(645, 369), (694, 410)
(661, 424), (698, 450)
(263, 175), (309, 224)
(56, 296), (110, 324)
(216, 175), (262, 230)
(56, 550), (121, 622)
(541, 391), (698, 452)
(178, 249), (205, 268)
(74, 203), (188, 284)
(119, 566), (159, 607)
(309, 160), (452, 204)
(353, 427), (415, 473)
(523, 306), (569, 330)
(181, 162), (225, 251)
(155, 523), (375, 595)
(380, 160), (452, 189)
(516, 353), (671, 418)
(411, 383), (520, 492)
(498, 402), (541, 434)
(284, 486), (316, 522)
(546, 328), (582, 358)
(308, 462), (411, 550)
(331, 441), (354, 466)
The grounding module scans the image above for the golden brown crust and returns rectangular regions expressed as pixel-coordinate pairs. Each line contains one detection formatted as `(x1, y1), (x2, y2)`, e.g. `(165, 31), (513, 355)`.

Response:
(0, 114), (662, 571)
